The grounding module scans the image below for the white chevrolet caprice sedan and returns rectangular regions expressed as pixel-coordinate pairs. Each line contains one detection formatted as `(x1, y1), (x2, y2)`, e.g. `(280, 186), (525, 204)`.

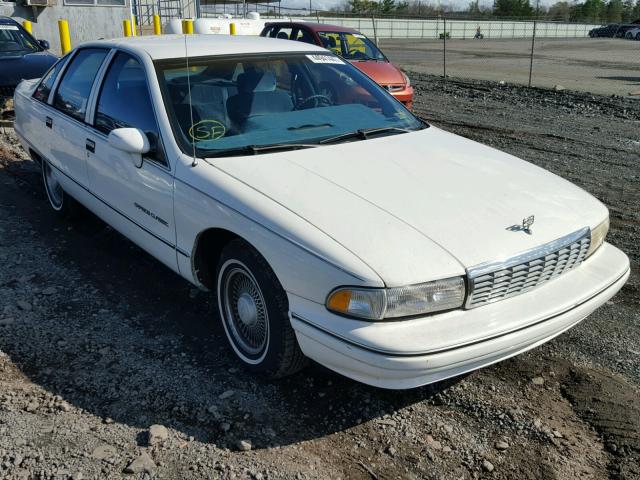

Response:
(13, 35), (629, 389)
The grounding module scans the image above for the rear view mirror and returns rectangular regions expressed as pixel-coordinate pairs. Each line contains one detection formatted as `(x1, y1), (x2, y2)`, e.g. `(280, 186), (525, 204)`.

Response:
(38, 40), (50, 50)
(108, 128), (150, 168)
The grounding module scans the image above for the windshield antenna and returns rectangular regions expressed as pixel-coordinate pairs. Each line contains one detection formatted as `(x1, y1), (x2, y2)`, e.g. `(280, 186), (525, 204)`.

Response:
(184, 34), (197, 167)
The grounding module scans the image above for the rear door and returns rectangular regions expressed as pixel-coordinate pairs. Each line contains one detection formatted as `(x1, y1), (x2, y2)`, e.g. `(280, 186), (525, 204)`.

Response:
(16, 55), (69, 159)
(85, 51), (177, 270)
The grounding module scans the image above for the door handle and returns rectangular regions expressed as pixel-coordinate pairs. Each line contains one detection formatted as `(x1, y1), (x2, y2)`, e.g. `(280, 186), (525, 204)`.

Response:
(85, 139), (95, 153)
(45, 116), (52, 129)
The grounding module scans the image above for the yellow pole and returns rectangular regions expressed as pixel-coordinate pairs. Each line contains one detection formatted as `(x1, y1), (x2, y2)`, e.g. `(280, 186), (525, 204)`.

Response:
(22, 20), (32, 35)
(58, 20), (71, 55)
(153, 14), (162, 35)
(229, 23), (236, 35)
(131, 15), (137, 36)
(182, 19), (194, 34)
(123, 19), (132, 37)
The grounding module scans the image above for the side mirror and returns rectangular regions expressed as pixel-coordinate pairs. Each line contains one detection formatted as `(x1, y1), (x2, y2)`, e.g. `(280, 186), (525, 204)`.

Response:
(38, 40), (50, 50)
(108, 128), (149, 168)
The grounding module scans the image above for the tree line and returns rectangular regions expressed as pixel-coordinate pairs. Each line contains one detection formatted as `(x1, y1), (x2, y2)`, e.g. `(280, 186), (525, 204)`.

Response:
(330, 0), (640, 23)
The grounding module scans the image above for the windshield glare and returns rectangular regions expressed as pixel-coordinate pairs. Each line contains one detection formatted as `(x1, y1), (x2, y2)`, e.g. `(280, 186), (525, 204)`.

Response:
(0, 25), (39, 56)
(157, 53), (422, 157)
(318, 32), (386, 61)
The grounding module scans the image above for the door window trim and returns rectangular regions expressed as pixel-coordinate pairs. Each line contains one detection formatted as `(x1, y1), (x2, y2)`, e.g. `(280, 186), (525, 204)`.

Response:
(49, 47), (111, 124)
(89, 48), (170, 171)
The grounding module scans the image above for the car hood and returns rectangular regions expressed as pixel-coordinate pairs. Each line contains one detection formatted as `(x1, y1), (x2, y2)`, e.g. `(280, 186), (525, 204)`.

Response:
(210, 127), (607, 286)
(0, 51), (57, 86)
(350, 60), (405, 85)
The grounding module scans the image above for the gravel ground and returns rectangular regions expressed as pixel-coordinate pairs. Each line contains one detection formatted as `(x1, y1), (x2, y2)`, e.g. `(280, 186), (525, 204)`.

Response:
(0, 77), (639, 480)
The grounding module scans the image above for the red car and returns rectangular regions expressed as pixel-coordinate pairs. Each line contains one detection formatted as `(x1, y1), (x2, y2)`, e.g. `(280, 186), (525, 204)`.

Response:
(260, 22), (413, 109)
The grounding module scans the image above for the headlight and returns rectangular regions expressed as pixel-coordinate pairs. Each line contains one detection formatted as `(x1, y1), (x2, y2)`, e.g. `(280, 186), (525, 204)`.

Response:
(586, 217), (609, 258)
(402, 71), (411, 87)
(326, 277), (465, 320)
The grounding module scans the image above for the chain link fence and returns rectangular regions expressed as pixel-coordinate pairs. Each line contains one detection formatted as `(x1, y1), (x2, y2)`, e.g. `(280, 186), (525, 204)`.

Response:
(269, 12), (639, 97)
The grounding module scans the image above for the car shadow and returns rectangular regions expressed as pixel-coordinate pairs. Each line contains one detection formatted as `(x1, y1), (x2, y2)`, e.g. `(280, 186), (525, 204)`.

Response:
(595, 75), (640, 85)
(0, 158), (461, 450)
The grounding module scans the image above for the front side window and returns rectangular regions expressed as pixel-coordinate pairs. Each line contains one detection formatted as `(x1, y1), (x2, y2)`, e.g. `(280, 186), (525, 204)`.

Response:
(94, 52), (165, 164)
(0, 24), (40, 57)
(292, 28), (316, 45)
(318, 32), (386, 62)
(54, 48), (108, 122)
(156, 52), (423, 157)
(33, 56), (69, 103)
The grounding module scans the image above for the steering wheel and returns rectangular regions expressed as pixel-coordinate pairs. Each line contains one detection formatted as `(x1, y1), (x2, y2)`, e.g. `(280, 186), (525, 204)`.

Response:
(294, 94), (333, 110)
(348, 49), (367, 59)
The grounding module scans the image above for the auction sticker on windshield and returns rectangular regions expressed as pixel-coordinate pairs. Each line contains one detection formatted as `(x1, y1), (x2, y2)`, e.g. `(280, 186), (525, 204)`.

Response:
(306, 54), (344, 64)
(0, 25), (19, 30)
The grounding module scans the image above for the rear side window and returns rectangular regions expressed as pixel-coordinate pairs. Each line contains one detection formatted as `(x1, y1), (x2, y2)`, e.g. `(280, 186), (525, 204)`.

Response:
(272, 27), (293, 40)
(94, 52), (165, 165)
(53, 48), (108, 122)
(33, 56), (69, 103)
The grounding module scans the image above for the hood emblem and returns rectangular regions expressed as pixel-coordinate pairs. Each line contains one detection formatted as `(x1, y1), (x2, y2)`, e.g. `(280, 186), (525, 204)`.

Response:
(506, 215), (535, 235)
(522, 215), (535, 234)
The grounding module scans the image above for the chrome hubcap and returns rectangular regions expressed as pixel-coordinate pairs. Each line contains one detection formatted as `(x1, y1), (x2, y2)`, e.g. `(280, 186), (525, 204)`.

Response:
(222, 266), (268, 357)
(43, 162), (63, 208)
(237, 292), (258, 326)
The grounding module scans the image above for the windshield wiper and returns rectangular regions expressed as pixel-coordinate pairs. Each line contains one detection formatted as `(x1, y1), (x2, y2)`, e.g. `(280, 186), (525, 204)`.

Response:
(319, 127), (414, 145)
(204, 143), (319, 158)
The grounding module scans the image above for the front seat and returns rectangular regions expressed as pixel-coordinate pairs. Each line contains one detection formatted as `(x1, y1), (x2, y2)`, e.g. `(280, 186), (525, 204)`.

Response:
(226, 69), (293, 127)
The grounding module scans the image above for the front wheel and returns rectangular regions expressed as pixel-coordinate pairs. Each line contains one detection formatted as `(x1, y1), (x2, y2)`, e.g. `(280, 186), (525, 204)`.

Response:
(216, 239), (306, 378)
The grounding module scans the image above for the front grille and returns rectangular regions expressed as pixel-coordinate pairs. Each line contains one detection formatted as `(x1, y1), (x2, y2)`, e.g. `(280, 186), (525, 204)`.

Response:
(383, 84), (404, 92)
(466, 227), (591, 308)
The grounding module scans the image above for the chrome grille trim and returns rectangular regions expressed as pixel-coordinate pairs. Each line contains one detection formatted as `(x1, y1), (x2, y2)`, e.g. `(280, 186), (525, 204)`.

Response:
(465, 227), (591, 308)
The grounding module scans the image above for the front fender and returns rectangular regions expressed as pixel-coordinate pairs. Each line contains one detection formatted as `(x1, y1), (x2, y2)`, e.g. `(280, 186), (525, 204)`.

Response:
(174, 155), (384, 303)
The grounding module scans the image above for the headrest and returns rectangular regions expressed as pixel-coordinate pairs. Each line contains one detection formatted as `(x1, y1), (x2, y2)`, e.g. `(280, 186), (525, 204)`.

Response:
(276, 32), (289, 39)
(237, 70), (276, 94)
(321, 36), (336, 48)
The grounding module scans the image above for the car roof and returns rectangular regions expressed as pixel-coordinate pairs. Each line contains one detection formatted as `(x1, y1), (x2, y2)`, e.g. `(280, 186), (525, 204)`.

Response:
(265, 22), (358, 34)
(0, 16), (19, 25)
(80, 34), (326, 60)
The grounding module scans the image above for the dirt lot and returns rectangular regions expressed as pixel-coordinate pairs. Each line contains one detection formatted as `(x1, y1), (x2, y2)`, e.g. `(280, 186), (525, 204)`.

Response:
(382, 38), (640, 97)
(0, 76), (639, 480)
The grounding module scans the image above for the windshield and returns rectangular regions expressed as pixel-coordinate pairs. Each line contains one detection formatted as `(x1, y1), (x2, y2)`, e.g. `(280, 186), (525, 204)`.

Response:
(0, 24), (40, 56)
(156, 52), (423, 157)
(317, 32), (386, 61)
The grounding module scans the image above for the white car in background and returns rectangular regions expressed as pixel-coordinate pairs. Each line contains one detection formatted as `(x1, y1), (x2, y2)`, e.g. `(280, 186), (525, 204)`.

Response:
(13, 35), (630, 389)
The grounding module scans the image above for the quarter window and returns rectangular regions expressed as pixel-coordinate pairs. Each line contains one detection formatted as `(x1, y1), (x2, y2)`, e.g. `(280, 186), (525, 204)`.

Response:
(95, 52), (165, 164)
(53, 48), (108, 122)
(33, 56), (69, 103)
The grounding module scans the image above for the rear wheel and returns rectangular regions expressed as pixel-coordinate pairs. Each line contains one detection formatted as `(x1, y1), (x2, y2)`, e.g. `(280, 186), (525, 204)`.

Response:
(216, 239), (306, 378)
(41, 159), (82, 218)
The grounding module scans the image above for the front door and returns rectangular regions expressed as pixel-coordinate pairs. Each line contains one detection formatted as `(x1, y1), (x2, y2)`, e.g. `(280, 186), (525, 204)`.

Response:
(85, 51), (177, 271)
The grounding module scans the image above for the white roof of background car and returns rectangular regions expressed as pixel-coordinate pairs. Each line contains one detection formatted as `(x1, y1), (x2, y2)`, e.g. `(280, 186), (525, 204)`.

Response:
(82, 34), (327, 60)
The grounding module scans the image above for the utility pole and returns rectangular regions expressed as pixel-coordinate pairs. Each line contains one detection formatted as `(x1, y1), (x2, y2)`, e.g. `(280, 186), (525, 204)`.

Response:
(528, 0), (540, 87)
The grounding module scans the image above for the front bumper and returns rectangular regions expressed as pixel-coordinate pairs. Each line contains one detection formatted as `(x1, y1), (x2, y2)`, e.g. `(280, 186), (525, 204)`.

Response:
(390, 86), (414, 109)
(289, 242), (629, 389)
